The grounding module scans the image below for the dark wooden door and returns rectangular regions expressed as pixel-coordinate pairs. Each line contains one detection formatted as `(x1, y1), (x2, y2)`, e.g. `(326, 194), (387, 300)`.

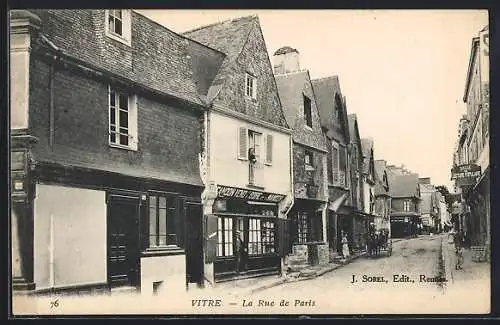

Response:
(107, 195), (140, 288)
(186, 202), (204, 285)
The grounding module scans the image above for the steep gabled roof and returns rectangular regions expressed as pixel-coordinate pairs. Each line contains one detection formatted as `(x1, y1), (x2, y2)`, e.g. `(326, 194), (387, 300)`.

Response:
(30, 9), (207, 106)
(183, 15), (257, 103)
(275, 71), (309, 127)
(360, 138), (374, 174)
(311, 76), (349, 144)
(388, 172), (420, 198)
(275, 70), (328, 151)
(183, 15), (289, 129)
(347, 114), (361, 143)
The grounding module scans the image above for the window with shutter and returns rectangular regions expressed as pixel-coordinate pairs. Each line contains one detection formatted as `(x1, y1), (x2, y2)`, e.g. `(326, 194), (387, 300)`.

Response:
(265, 134), (273, 165)
(238, 127), (248, 160)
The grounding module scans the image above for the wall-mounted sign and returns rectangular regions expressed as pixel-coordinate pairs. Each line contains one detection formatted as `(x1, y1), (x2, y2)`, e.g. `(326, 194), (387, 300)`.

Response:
(217, 185), (285, 203)
(451, 164), (481, 186)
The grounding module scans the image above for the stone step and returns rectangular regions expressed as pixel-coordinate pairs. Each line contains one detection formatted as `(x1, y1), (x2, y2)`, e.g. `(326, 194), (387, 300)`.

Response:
(299, 269), (318, 278)
(286, 264), (309, 273)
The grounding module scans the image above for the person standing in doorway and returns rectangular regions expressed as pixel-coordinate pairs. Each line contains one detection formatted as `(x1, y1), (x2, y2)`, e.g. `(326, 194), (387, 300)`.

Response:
(341, 231), (350, 260)
(235, 230), (246, 274)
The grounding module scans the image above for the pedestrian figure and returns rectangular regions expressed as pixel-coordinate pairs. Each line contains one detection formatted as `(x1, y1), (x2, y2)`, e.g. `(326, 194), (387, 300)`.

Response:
(454, 229), (464, 270)
(341, 231), (350, 259)
(234, 230), (245, 274)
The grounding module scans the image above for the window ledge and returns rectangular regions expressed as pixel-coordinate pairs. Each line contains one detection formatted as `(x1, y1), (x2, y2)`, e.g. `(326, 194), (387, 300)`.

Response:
(247, 184), (265, 190)
(109, 143), (137, 152)
(105, 30), (131, 47)
(142, 247), (185, 257)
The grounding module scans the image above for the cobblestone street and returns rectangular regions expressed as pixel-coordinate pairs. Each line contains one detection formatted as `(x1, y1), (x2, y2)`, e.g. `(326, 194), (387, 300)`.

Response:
(255, 236), (443, 297)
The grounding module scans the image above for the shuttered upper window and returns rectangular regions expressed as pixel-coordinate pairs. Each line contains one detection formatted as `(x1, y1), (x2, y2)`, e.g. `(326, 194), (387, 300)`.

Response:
(237, 126), (273, 165)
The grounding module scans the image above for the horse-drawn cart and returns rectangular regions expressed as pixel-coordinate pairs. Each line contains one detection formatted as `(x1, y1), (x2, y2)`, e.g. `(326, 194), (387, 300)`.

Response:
(367, 227), (392, 258)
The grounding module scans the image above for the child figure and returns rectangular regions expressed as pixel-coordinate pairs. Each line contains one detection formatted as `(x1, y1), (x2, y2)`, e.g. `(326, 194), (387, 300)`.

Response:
(341, 231), (350, 259)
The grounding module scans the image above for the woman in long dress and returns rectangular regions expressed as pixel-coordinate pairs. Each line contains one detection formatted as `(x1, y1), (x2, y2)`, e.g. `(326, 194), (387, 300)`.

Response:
(342, 232), (350, 259)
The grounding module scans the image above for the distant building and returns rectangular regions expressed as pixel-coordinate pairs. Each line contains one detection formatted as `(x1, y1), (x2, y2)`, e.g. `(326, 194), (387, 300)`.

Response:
(387, 169), (421, 238)
(374, 160), (392, 234)
(418, 180), (439, 234)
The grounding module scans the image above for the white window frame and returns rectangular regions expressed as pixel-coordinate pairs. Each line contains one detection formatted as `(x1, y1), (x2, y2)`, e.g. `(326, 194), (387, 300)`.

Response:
(105, 9), (132, 47)
(403, 200), (411, 212)
(108, 86), (138, 151)
(248, 130), (262, 163)
(245, 73), (257, 100)
(332, 140), (340, 185)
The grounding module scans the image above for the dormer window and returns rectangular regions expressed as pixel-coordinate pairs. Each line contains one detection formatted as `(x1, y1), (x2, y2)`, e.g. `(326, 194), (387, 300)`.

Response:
(105, 9), (132, 46)
(245, 73), (257, 100)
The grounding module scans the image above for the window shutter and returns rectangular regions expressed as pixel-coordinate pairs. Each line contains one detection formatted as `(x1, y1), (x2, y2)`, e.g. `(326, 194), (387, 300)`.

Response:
(253, 77), (257, 99)
(265, 134), (273, 165)
(176, 197), (185, 249)
(204, 214), (218, 263)
(140, 197), (149, 251)
(238, 127), (248, 160)
(129, 95), (138, 151)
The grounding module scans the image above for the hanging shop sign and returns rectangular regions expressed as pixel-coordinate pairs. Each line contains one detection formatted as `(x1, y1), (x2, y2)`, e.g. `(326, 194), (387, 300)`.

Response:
(216, 185), (286, 203)
(451, 164), (481, 186)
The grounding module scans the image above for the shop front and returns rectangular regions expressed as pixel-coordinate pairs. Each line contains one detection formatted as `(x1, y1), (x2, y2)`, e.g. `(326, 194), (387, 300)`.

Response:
(464, 167), (490, 251)
(208, 185), (286, 282)
(287, 199), (328, 268)
(390, 214), (419, 238)
(335, 206), (371, 255)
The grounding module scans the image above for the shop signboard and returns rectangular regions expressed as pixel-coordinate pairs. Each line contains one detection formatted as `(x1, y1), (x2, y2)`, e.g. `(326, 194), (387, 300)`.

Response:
(216, 185), (286, 203)
(451, 164), (481, 186)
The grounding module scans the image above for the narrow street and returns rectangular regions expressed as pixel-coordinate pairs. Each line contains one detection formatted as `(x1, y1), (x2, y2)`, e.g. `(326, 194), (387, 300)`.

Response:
(258, 236), (443, 296)
(245, 236), (447, 314)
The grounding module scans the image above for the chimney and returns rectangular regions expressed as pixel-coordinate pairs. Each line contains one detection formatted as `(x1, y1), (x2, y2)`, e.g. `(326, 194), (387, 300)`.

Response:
(418, 177), (431, 185)
(273, 46), (300, 75)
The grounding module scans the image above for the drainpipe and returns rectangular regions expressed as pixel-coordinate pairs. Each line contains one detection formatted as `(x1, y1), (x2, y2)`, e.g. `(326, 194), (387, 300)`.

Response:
(49, 63), (55, 147)
(280, 134), (295, 275)
(49, 213), (55, 289)
(284, 134), (295, 217)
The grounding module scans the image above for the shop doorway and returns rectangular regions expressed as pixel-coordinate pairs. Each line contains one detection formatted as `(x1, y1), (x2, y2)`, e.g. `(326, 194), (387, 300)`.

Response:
(235, 217), (248, 274)
(107, 195), (140, 288)
(185, 203), (204, 286)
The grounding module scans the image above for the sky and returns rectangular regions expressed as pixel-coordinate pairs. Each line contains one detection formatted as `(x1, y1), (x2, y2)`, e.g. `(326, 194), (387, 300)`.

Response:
(137, 9), (488, 190)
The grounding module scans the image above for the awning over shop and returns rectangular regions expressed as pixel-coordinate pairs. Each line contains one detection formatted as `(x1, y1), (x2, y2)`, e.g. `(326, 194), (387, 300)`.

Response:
(328, 193), (348, 212)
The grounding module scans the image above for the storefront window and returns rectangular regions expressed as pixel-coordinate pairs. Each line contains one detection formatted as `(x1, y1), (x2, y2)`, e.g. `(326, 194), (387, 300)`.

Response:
(248, 218), (262, 255)
(297, 212), (309, 243)
(149, 194), (178, 248)
(261, 220), (276, 254)
(216, 217), (233, 257)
